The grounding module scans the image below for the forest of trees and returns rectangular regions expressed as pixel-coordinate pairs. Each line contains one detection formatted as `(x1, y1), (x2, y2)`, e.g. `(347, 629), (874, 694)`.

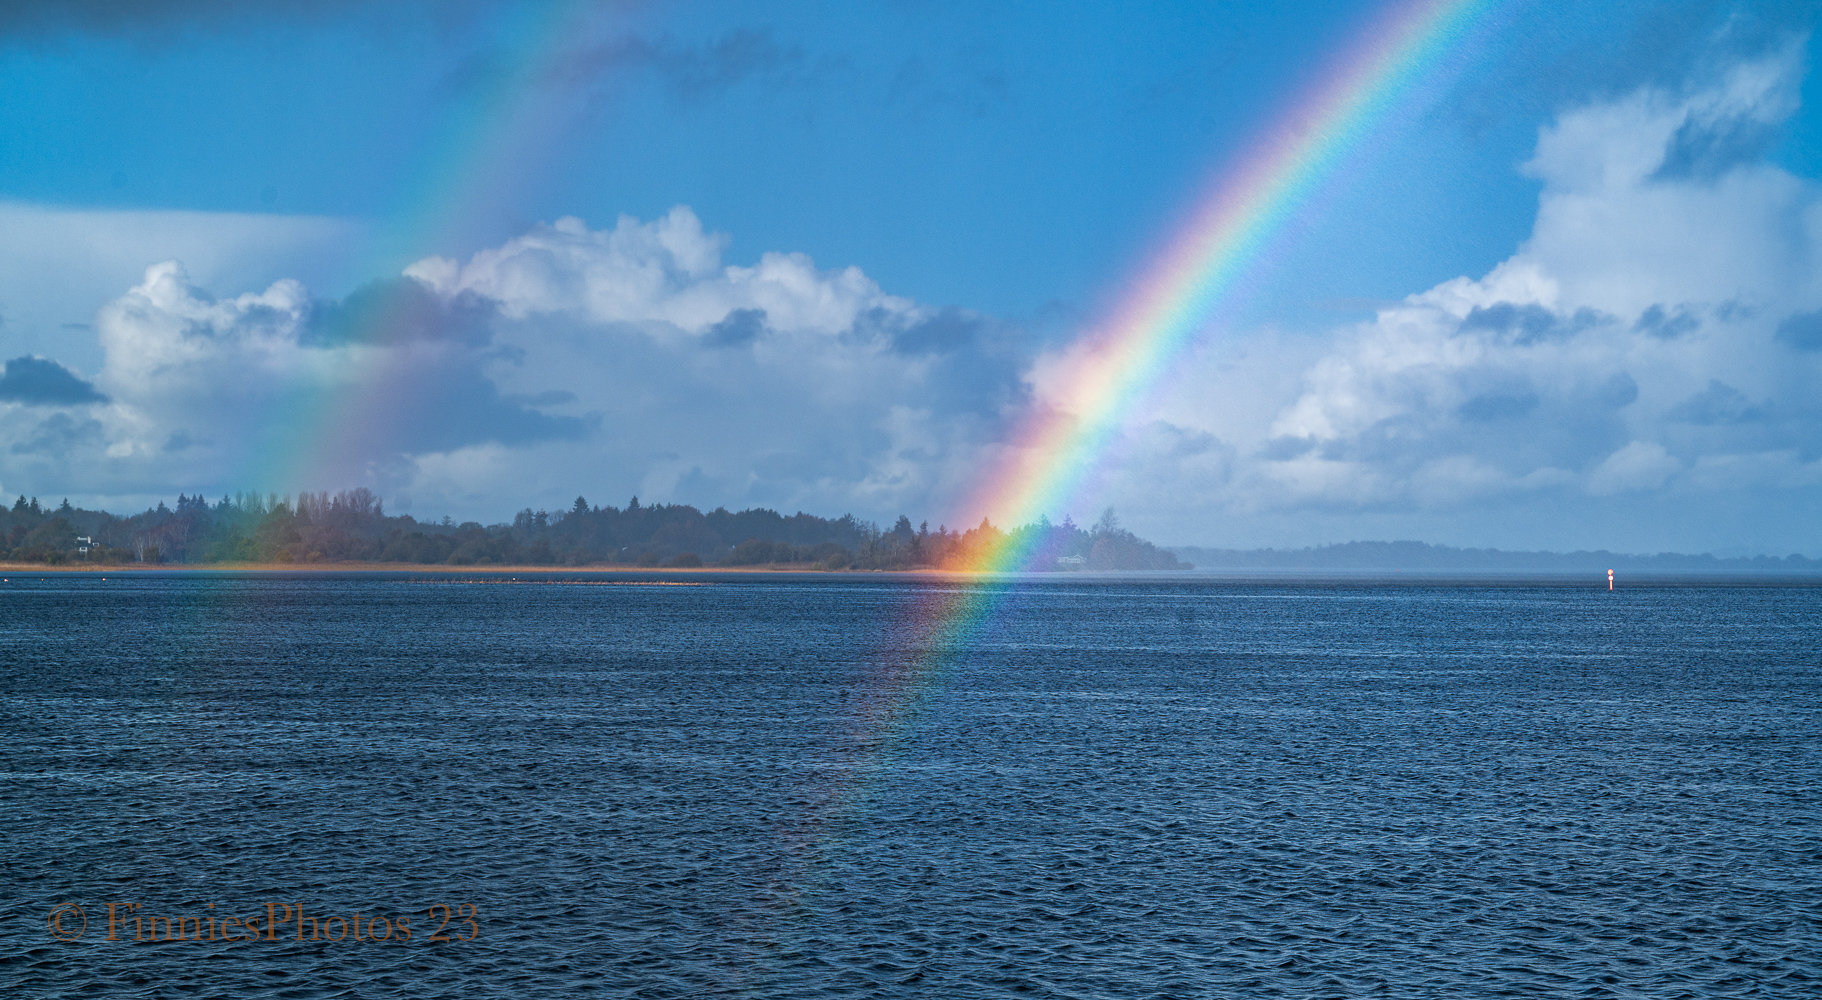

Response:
(0, 490), (1191, 571)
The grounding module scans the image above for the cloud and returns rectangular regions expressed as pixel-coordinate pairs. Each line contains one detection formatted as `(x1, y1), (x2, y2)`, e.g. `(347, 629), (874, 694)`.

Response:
(396, 208), (1035, 517)
(0, 1), (505, 43)
(0, 356), (107, 405)
(57, 261), (584, 494)
(886, 51), (1011, 119)
(12, 39), (1822, 556)
(1776, 309), (1822, 350)
(1588, 440), (1682, 494)
(703, 307), (766, 347)
(548, 28), (826, 102)
(1459, 302), (1607, 345)
(303, 277), (497, 348)
(1455, 0), (1817, 137)
(0, 202), (361, 373)
(1516, 38), (1821, 317)
(1073, 38), (1822, 551)
(10, 412), (104, 457)
(18, 207), (1036, 520)
(1666, 379), (1765, 425)
(0, 1), (379, 41)
(1634, 304), (1700, 339)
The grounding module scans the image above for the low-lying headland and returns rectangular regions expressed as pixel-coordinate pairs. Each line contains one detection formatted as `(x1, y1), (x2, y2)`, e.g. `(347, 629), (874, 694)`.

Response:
(0, 489), (1187, 572)
(6, 490), (1813, 576)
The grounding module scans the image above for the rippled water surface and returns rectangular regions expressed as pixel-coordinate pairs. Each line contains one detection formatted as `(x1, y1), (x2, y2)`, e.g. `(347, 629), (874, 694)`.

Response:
(3, 574), (1819, 997)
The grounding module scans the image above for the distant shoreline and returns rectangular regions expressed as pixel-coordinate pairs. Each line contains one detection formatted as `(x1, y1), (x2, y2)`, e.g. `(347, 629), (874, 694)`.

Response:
(5, 562), (1820, 588)
(0, 560), (889, 574)
(1169, 541), (1822, 573)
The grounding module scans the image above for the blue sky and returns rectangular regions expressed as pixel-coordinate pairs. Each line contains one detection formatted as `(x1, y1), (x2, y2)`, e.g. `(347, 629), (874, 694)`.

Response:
(2, 0), (1820, 554)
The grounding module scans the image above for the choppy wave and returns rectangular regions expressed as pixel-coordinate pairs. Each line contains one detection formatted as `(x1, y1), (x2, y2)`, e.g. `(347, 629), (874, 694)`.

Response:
(2, 577), (1818, 997)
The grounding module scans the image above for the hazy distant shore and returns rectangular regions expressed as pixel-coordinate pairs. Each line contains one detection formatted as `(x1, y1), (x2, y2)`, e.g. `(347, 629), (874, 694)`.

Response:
(1169, 540), (1822, 574)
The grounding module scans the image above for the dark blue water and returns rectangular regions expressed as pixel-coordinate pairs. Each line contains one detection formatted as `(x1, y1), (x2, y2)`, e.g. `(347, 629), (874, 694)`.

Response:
(3, 574), (1818, 998)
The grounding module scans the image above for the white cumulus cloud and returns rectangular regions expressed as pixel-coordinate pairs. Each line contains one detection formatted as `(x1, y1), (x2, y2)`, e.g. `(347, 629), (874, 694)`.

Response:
(6, 207), (1033, 522)
(6, 42), (1821, 556)
(1088, 39), (1822, 552)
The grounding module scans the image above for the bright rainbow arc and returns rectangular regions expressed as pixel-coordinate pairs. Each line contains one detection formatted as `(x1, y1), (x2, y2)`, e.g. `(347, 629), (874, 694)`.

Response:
(787, 0), (1513, 924)
(959, 0), (1503, 573)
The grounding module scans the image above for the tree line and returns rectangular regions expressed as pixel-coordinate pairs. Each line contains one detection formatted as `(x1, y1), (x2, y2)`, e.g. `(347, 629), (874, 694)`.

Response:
(0, 490), (1191, 570)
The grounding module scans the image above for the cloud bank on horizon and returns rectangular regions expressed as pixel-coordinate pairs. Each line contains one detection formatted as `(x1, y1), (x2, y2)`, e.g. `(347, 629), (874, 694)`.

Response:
(3, 36), (1821, 556)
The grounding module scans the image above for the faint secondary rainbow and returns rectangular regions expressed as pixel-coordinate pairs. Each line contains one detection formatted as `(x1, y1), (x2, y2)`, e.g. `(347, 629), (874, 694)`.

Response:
(957, 0), (1507, 572)
(239, 0), (618, 494)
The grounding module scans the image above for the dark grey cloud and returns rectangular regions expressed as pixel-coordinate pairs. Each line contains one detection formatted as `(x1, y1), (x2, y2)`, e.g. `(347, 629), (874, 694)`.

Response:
(1297, 360), (1639, 485)
(1588, 0), (1812, 94)
(0, 0), (379, 40)
(548, 27), (824, 102)
(371, 357), (591, 455)
(0, 355), (108, 406)
(1635, 304), (1701, 339)
(1455, 0), (1815, 136)
(1461, 303), (1608, 345)
(886, 52), (1011, 118)
(1653, 111), (1782, 181)
(705, 307), (766, 347)
(1593, 371), (1640, 410)
(1667, 379), (1766, 425)
(1776, 309), (1822, 350)
(1714, 300), (1757, 323)
(1258, 435), (1317, 461)
(100, 264), (585, 482)
(299, 278), (586, 456)
(1457, 390), (1540, 423)
(10, 413), (104, 456)
(888, 307), (988, 355)
(508, 389), (578, 407)
(0, 0), (559, 44)
(846, 304), (1009, 358)
(843, 304), (1033, 420)
(163, 430), (201, 452)
(304, 277), (497, 348)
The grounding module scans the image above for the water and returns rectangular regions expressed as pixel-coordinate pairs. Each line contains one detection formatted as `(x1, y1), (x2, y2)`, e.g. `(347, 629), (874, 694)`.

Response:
(2, 574), (1818, 997)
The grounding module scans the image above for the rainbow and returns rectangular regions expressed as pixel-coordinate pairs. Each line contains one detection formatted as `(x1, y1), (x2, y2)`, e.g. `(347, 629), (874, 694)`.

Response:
(958, 0), (1508, 573)
(245, 0), (614, 493)
(779, 0), (1515, 938)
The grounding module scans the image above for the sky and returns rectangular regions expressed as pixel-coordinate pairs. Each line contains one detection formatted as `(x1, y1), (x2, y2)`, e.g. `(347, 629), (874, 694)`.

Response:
(1, 0), (1820, 556)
